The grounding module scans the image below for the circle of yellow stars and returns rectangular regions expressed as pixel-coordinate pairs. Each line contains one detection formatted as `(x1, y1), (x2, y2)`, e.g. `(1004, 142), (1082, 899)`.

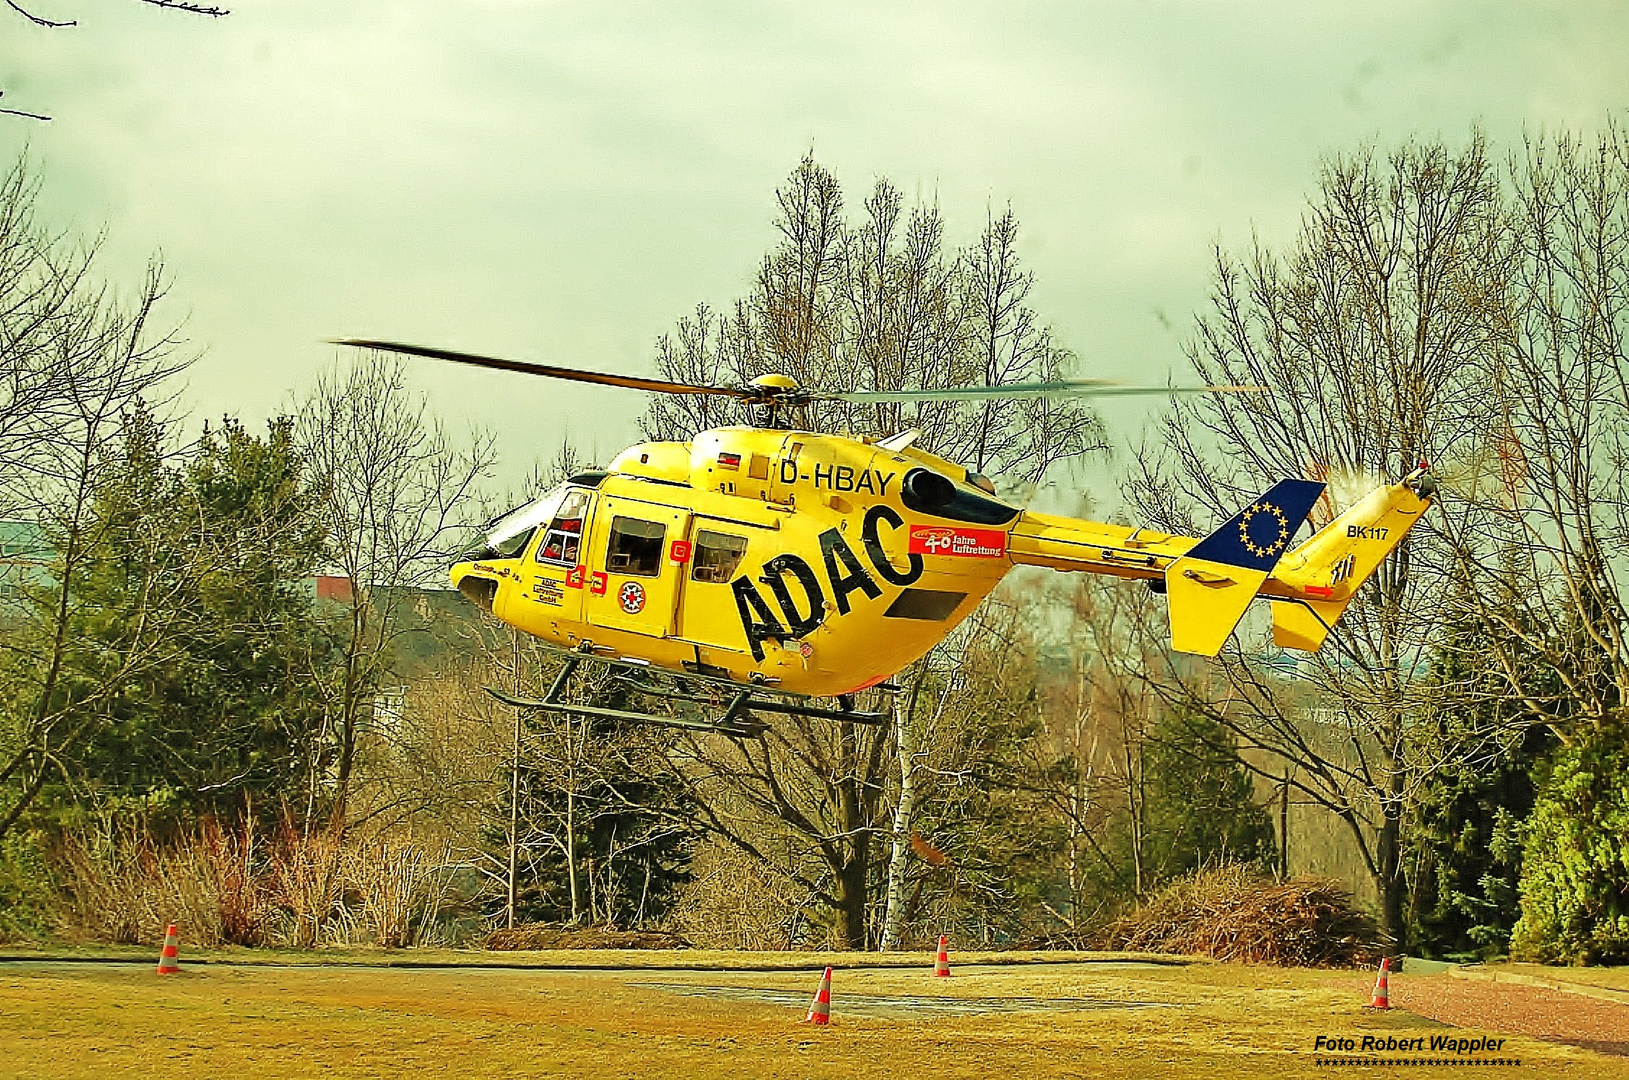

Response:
(1238, 501), (1290, 559)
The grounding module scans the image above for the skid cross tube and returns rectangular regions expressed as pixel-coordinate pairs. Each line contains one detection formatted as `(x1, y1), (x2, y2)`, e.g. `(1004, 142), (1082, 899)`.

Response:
(482, 685), (765, 738)
(613, 676), (887, 726)
(543, 655), (580, 702)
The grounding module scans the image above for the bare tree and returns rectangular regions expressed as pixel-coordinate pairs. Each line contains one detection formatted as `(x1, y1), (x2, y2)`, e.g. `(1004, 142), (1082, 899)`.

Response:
(1445, 127), (1629, 729)
(666, 689), (893, 948)
(3, 1), (228, 122)
(641, 154), (1104, 949)
(294, 351), (495, 828)
(642, 155), (1104, 488)
(345, 657), (505, 847)
(0, 158), (189, 838)
(0, 159), (111, 505)
(878, 595), (1061, 947)
(1125, 135), (1520, 940)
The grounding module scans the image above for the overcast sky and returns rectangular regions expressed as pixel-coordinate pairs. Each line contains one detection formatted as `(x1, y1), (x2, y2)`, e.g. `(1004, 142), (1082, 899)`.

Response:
(3, 1), (1626, 491)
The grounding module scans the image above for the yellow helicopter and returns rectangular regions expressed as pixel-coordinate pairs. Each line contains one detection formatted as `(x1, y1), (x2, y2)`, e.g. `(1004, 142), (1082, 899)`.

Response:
(341, 339), (1436, 736)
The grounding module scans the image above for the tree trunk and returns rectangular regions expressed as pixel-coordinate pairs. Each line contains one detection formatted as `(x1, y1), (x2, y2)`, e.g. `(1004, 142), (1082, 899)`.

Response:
(879, 732), (916, 948)
(567, 780), (579, 923)
(1376, 771), (1407, 947)
(836, 850), (870, 949)
(331, 596), (368, 830)
(833, 718), (871, 949)
(880, 669), (927, 949)
(506, 635), (522, 930)
(506, 742), (519, 929)
(1277, 769), (1290, 882)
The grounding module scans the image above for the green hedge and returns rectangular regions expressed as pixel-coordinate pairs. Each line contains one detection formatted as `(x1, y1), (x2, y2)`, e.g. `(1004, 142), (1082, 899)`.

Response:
(1511, 724), (1629, 964)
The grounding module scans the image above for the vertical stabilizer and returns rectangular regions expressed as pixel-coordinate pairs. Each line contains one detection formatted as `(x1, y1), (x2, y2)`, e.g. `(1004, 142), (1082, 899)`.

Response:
(1164, 479), (1325, 655)
(1269, 468), (1436, 651)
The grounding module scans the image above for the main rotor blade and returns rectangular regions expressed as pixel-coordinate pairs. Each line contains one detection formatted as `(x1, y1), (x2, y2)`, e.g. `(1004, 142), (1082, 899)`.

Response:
(817, 380), (1267, 403)
(334, 339), (751, 398)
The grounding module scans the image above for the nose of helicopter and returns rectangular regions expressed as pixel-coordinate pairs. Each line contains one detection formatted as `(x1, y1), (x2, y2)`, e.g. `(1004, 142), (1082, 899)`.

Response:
(449, 559), (500, 613)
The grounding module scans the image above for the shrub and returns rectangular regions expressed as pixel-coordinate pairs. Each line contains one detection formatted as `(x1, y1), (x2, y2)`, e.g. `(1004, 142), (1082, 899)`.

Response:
(340, 836), (461, 948)
(55, 819), (248, 946)
(51, 814), (466, 949)
(1096, 864), (1385, 967)
(265, 818), (344, 947)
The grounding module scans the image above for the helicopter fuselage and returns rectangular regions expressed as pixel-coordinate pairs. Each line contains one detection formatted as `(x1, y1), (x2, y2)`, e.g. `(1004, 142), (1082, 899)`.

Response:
(454, 428), (1016, 696)
(449, 425), (1427, 698)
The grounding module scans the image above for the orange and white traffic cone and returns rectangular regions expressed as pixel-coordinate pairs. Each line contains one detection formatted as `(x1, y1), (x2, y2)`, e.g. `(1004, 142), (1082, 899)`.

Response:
(803, 966), (833, 1025)
(156, 923), (180, 975)
(933, 933), (951, 977)
(1365, 957), (1390, 1009)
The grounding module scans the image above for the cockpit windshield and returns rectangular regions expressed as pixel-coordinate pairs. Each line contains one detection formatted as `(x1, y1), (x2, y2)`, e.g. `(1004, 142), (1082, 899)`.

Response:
(469, 487), (568, 561)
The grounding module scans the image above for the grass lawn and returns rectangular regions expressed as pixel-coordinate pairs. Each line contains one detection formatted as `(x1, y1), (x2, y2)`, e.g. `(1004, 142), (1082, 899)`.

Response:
(1, 952), (1622, 1078)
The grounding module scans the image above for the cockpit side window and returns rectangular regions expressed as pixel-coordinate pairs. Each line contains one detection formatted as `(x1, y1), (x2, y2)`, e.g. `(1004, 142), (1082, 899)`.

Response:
(535, 489), (592, 567)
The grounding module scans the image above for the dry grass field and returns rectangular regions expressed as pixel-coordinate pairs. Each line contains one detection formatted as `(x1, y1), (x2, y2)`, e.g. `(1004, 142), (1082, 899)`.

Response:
(0, 952), (1624, 1079)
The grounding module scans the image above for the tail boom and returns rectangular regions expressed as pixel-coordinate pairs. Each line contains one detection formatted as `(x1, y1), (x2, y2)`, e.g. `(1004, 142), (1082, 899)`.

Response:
(1260, 471), (1435, 651)
(1004, 470), (1434, 655)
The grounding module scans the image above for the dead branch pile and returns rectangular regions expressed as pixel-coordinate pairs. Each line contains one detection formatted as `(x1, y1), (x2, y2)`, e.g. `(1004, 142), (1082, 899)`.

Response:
(1096, 865), (1385, 967)
(484, 924), (691, 951)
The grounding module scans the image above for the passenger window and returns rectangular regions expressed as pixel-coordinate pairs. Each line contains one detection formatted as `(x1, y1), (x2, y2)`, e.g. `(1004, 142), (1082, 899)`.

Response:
(607, 516), (666, 577)
(535, 490), (591, 567)
(690, 530), (748, 583)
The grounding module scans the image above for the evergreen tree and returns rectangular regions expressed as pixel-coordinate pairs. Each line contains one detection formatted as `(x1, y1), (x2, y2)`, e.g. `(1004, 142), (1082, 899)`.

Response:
(1141, 710), (1276, 881)
(1510, 725), (1629, 964)
(1407, 724), (1553, 959)
(42, 409), (335, 830)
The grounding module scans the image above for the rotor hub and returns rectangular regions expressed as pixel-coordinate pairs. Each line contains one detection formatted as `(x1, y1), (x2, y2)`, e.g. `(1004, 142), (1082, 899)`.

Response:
(747, 372), (801, 394)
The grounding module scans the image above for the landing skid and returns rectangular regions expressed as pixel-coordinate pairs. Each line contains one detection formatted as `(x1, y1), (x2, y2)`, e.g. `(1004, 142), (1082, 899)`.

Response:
(483, 646), (890, 738)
